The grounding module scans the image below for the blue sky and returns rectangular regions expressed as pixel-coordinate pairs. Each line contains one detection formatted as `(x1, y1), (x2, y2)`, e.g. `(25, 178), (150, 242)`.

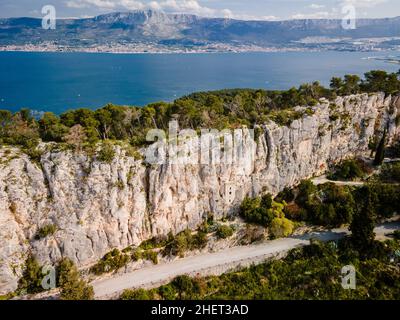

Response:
(1, 0), (399, 19)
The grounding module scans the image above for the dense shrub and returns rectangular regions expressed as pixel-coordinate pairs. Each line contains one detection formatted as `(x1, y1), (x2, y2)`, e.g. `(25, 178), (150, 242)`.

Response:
(18, 255), (44, 294)
(380, 162), (400, 182)
(216, 225), (234, 239)
(294, 181), (356, 227)
(90, 249), (130, 275)
(364, 183), (400, 218)
(58, 258), (94, 300)
(327, 159), (369, 181)
(139, 236), (169, 250)
(97, 142), (116, 163)
(163, 230), (208, 258)
(240, 194), (294, 238)
(387, 140), (400, 158)
(142, 250), (159, 264)
(158, 284), (178, 300)
(289, 180), (399, 227)
(239, 196), (274, 227)
(295, 180), (317, 208)
(274, 187), (295, 203)
(172, 275), (194, 300)
(17, 256), (93, 299)
(192, 231), (208, 249)
(269, 217), (294, 239)
(35, 224), (57, 240)
(120, 288), (153, 300)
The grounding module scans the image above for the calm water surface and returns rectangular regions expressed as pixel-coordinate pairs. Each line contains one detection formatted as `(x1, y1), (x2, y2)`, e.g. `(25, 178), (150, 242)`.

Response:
(0, 51), (399, 113)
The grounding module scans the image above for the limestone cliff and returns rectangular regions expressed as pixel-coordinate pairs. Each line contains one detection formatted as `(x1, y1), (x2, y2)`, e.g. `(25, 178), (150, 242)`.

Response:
(1, 93), (399, 294)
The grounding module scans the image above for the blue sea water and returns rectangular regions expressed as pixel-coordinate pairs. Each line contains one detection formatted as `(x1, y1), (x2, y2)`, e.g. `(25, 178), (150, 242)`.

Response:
(0, 51), (399, 114)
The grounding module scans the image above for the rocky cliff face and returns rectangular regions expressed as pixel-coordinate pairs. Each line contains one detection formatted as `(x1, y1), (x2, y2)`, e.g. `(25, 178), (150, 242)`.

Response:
(1, 93), (399, 294)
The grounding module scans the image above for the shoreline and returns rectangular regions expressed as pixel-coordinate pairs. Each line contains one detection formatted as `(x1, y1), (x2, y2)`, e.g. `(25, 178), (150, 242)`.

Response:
(0, 47), (394, 55)
(0, 48), (316, 55)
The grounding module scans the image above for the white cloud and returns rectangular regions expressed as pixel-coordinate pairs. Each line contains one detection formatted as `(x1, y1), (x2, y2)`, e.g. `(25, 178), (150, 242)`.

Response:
(291, 11), (332, 19)
(118, 0), (145, 10)
(148, 1), (162, 10)
(309, 4), (325, 9)
(339, 0), (387, 8)
(152, 0), (216, 16)
(64, 0), (280, 20)
(65, 0), (220, 16)
(65, 1), (89, 8)
(230, 13), (280, 21)
(291, 0), (387, 20)
(66, 0), (117, 9)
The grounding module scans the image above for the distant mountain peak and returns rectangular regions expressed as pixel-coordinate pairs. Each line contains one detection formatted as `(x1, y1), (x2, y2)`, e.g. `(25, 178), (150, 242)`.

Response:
(1, 11), (400, 52)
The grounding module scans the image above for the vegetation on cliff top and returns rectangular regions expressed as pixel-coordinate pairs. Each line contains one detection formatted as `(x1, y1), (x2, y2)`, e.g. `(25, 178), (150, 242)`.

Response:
(0, 70), (399, 154)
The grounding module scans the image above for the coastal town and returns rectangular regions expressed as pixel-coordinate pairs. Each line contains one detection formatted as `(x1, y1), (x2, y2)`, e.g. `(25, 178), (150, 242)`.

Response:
(0, 41), (294, 54)
(1, 37), (400, 54)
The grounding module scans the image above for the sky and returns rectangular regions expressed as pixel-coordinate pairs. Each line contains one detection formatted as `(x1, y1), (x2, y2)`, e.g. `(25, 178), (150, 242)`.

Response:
(0, 0), (399, 20)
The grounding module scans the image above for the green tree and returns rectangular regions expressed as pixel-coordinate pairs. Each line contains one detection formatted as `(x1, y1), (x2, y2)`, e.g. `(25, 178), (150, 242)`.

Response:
(261, 194), (273, 209)
(58, 258), (94, 300)
(18, 255), (44, 294)
(172, 275), (193, 300)
(362, 70), (400, 94)
(239, 197), (274, 227)
(295, 180), (317, 207)
(95, 107), (113, 140)
(60, 108), (99, 143)
(5, 113), (40, 149)
(330, 77), (344, 93)
(0, 110), (12, 138)
(328, 159), (364, 181)
(158, 284), (177, 300)
(343, 74), (361, 95)
(374, 128), (387, 166)
(350, 192), (376, 254)
(38, 112), (68, 142)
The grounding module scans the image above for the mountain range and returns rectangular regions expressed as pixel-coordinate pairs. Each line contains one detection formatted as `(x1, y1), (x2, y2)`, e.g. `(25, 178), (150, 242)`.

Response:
(1, 10), (400, 52)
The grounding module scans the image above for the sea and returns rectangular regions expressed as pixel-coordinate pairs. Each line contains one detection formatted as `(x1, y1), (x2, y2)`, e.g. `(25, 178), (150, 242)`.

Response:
(0, 51), (399, 114)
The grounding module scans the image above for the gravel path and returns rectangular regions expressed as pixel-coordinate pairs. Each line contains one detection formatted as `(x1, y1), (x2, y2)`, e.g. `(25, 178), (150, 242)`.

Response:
(92, 221), (400, 299)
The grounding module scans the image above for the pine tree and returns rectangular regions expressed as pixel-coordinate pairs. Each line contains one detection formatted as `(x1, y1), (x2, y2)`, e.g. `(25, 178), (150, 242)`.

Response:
(18, 255), (44, 294)
(374, 128), (387, 166)
(349, 190), (376, 254)
(58, 258), (94, 300)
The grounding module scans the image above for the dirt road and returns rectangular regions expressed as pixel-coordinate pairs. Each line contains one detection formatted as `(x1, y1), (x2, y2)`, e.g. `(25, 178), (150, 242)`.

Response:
(93, 221), (400, 299)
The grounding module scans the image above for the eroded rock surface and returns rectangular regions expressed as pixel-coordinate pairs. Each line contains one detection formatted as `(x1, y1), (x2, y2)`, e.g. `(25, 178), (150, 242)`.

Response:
(1, 93), (399, 294)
